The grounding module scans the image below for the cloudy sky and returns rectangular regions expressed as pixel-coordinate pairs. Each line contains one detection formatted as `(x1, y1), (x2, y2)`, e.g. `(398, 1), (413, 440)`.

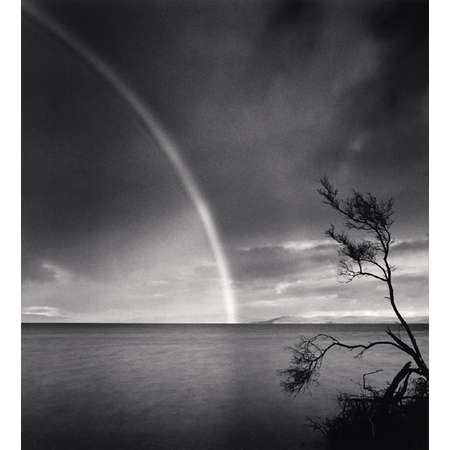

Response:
(22, 0), (428, 323)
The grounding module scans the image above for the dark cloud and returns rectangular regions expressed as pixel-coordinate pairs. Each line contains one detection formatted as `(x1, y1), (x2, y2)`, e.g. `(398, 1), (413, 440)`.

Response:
(257, 0), (324, 75)
(232, 241), (337, 282)
(22, 254), (56, 283)
(346, 0), (428, 128)
(391, 239), (428, 254)
(269, 0), (322, 30)
(24, 0), (429, 241)
(231, 238), (429, 287)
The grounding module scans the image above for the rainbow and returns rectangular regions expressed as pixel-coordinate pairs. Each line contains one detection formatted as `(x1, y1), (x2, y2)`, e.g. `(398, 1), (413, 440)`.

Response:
(22, 2), (237, 323)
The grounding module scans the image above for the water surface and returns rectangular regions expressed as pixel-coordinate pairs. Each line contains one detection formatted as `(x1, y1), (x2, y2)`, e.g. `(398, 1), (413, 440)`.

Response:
(22, 323), (428, 450)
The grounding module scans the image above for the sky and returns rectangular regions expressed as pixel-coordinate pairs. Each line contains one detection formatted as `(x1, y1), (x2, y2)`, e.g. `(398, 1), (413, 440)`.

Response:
(22, 0), (428, 323)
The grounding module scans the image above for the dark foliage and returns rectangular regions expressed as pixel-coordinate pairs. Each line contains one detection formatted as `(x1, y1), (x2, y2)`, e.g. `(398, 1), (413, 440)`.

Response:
(309, 378), (428, 450)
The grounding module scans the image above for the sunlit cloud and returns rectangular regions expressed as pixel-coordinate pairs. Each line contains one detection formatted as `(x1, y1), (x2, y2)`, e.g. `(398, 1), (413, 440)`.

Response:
(22, 306), (62, 317)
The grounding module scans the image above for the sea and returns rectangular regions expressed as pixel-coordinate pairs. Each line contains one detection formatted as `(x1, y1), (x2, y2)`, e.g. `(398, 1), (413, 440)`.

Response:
(22, 323), (428, 450)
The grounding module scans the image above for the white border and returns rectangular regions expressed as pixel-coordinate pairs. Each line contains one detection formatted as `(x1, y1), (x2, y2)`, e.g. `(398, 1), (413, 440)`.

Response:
(0, 1), (21, 449)
(429, 1), (450, 449)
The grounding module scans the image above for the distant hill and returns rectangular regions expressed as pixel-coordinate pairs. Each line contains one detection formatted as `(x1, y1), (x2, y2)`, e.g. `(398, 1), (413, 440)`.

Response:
(251, 314), (429, 324)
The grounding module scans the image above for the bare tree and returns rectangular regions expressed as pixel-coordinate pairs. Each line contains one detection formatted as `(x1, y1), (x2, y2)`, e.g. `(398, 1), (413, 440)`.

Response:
(280, 177), (428, 405)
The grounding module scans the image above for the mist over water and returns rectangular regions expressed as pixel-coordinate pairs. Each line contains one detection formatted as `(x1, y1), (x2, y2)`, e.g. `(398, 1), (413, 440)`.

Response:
(22, 324), (428, 450)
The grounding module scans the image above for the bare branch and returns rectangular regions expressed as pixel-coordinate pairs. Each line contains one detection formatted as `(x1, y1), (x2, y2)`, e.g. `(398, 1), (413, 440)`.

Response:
(318, 178), (394, 250)
(280, 335), (403, 395)
(362, 369), (384, 395)
(326, 224), (387, 281)
(385, 328), (416, 357)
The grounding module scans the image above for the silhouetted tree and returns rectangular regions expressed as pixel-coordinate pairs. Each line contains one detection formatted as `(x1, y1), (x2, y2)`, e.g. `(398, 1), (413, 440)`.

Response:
(280, 177), (428, 406)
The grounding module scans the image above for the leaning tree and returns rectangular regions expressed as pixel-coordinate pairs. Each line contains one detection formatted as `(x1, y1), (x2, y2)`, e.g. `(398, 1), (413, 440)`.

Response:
(280, 177), (428, 405)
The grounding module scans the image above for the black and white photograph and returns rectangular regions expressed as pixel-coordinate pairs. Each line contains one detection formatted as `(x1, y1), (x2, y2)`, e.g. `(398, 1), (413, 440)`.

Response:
(20, 1), (430, 449)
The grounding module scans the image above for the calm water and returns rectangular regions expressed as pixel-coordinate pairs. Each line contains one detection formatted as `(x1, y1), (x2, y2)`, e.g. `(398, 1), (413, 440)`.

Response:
(22, 324), (428, 450)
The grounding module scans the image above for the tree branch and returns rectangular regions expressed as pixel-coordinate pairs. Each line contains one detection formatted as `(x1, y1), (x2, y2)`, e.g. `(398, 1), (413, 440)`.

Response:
(280, 334), (404, 395)
(316, 177), (428, 381)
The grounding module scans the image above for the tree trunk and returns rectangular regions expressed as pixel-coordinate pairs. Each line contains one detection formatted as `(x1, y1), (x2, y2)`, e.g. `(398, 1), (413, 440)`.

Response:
(382, 361), (412, 406)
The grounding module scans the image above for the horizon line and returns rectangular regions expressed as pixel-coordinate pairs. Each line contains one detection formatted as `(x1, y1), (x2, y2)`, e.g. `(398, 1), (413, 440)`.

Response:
(21, 321), (429, 325)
